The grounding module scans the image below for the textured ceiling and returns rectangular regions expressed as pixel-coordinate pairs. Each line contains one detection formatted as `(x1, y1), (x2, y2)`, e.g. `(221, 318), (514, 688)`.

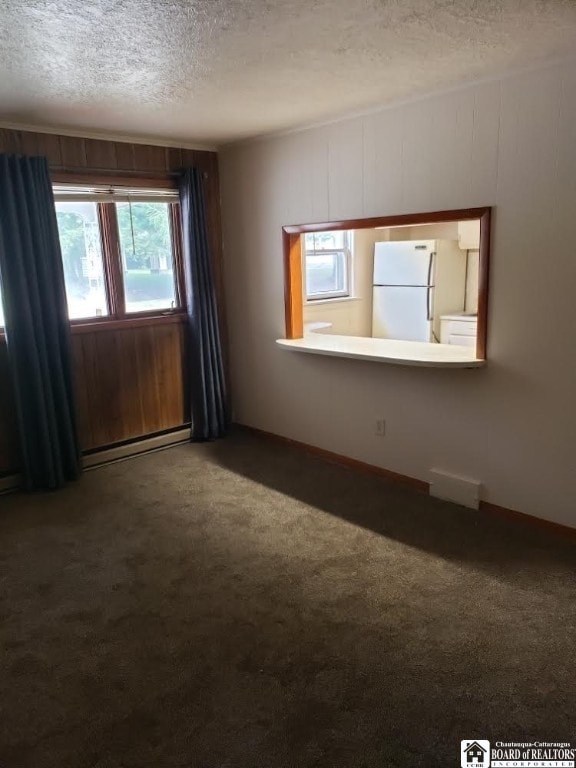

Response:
(0, 0), (575, 147)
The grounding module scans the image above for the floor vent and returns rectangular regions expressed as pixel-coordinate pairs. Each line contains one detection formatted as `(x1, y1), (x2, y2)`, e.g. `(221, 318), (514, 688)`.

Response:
(429, 469), (481, 509)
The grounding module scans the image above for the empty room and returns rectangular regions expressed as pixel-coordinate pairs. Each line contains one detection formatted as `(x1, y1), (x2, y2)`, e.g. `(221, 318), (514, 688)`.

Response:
(0, 2), (575, 766)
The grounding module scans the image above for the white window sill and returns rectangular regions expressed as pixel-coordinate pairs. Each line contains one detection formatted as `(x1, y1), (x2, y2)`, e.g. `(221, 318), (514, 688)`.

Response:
(276, 334), (485, 369)
(305, 296), (361, 305)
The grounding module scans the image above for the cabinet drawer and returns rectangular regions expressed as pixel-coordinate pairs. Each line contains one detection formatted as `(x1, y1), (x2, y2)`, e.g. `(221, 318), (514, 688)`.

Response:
(441, 319), (477, 337)
(449, 333), (476, 348)
(440, 316), (478, 345)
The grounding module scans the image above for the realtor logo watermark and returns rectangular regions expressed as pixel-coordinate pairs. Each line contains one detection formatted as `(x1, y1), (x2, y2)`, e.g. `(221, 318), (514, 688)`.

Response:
(461, 741), (576, 768)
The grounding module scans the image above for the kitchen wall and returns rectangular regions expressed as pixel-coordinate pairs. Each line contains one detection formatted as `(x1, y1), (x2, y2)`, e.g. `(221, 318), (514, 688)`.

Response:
(351, 228), (376, 335)
(220, 57), (576, 529)
(382, 222), (459, 242)
(465, 251), (480, 314)
(303, 227), (375, 336)
(303, 299), (365, 335)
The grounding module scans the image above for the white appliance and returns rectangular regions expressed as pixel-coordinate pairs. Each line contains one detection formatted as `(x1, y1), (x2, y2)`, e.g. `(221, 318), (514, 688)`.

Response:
(372, 239), (468, 342)
(372, 240), (436, 341)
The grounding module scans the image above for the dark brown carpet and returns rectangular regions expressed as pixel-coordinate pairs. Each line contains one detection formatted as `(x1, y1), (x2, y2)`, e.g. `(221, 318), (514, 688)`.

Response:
(0, 428), (574, 767)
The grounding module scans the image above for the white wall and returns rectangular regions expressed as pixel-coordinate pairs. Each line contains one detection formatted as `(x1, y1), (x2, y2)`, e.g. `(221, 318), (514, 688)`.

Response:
(303, 298), (366, 336)
(383, 222), (460, 242)
(465, 251), (480, 314)
(220, 59), (576, 528)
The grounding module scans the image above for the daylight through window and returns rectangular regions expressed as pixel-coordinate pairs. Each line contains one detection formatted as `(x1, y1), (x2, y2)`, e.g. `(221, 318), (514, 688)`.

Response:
(117, 202), (178, 314)
(55, 200), (109, 319)
(304, 231), (351, 300)
(53, 185), (183, 323)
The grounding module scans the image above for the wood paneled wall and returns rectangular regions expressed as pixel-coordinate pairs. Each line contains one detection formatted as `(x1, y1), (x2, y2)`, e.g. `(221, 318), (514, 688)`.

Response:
(73, 321), (188, 451)
(0, 128), (224, 476)
(0, 128), (214, 173)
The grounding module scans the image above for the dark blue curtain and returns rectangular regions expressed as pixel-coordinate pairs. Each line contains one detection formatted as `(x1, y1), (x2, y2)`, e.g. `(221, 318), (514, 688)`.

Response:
(0, 155), (81, 489)
(179, 168), (229, 440)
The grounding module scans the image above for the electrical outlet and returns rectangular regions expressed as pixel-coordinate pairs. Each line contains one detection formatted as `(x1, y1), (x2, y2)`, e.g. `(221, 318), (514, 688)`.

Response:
(375, 419), (386, 437)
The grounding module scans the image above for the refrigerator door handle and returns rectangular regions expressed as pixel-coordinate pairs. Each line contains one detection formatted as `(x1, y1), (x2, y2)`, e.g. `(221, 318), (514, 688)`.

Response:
(426, 252), (435, 321)
(427, 252), (435, 287)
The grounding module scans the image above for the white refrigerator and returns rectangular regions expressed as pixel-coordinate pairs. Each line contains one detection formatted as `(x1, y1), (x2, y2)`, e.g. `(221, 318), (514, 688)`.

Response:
(372, 240), (436, 341)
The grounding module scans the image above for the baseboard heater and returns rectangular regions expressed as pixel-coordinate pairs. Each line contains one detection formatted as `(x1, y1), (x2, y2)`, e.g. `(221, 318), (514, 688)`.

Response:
(84, 428), (191, 470)
(0, 428), (192, 493)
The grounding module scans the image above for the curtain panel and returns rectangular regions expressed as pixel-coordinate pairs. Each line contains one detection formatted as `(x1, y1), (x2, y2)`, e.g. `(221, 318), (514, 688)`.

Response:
(0, 154), (81, 489)
(179, 168), (229, 440)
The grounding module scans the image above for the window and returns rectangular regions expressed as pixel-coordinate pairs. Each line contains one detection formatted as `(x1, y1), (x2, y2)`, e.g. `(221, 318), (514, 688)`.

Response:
(117, 202), (178, 314)
(53, 185), (183, 322)
(304, 230), (351, 300)
(55, 201), (108, 319)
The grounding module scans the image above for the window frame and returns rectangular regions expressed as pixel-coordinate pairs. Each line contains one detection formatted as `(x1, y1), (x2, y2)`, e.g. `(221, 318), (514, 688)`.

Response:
(91, 199), (184, 321)
(303, 230), (352, 301)
(54, 175), (186, 329)
(0, 174), (187, 338)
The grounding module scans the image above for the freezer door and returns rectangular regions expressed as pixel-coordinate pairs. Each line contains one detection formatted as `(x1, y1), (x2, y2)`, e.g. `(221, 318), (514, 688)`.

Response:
(373, 240), (435, 286)
(372, 286), (432, 341)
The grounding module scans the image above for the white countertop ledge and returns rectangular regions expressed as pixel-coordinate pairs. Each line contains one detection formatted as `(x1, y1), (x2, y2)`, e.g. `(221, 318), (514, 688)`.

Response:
(276, 335), (485, 368)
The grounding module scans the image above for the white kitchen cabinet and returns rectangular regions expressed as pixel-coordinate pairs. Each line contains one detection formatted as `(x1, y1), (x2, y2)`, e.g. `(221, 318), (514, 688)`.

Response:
(458, 220), (480, 250)
(440, 314), (478, 347)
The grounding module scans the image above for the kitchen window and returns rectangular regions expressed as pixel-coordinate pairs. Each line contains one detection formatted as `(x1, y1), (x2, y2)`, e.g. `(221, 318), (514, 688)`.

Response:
(304, 230), (352, 300)
(53, 185), (183, 323)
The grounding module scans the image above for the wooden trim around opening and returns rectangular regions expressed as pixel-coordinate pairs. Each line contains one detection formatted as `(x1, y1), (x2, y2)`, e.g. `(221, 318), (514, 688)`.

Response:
(283, 229), (304, 339)
(476, 208), (491, 360)
(283, 207), (492, 361)
(237, 423), (576, 541)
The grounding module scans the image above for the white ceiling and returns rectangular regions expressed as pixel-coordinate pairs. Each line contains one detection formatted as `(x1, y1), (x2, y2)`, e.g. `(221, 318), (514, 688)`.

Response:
(0, 0), (575, 148)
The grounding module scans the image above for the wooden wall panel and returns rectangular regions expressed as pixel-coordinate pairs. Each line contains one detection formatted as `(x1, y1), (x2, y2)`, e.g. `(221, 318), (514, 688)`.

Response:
(17, 131), (63, 165)
(84, 138), (118, 170)
(0, 321), (188, 474)
(132, 143), (169, 173)
(0, 128), (217, 177)
(113, 141), (136, 171)
(167, 147), (183, 170)
(72, 322), (187, 451)
(59, 135), (88, 168)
